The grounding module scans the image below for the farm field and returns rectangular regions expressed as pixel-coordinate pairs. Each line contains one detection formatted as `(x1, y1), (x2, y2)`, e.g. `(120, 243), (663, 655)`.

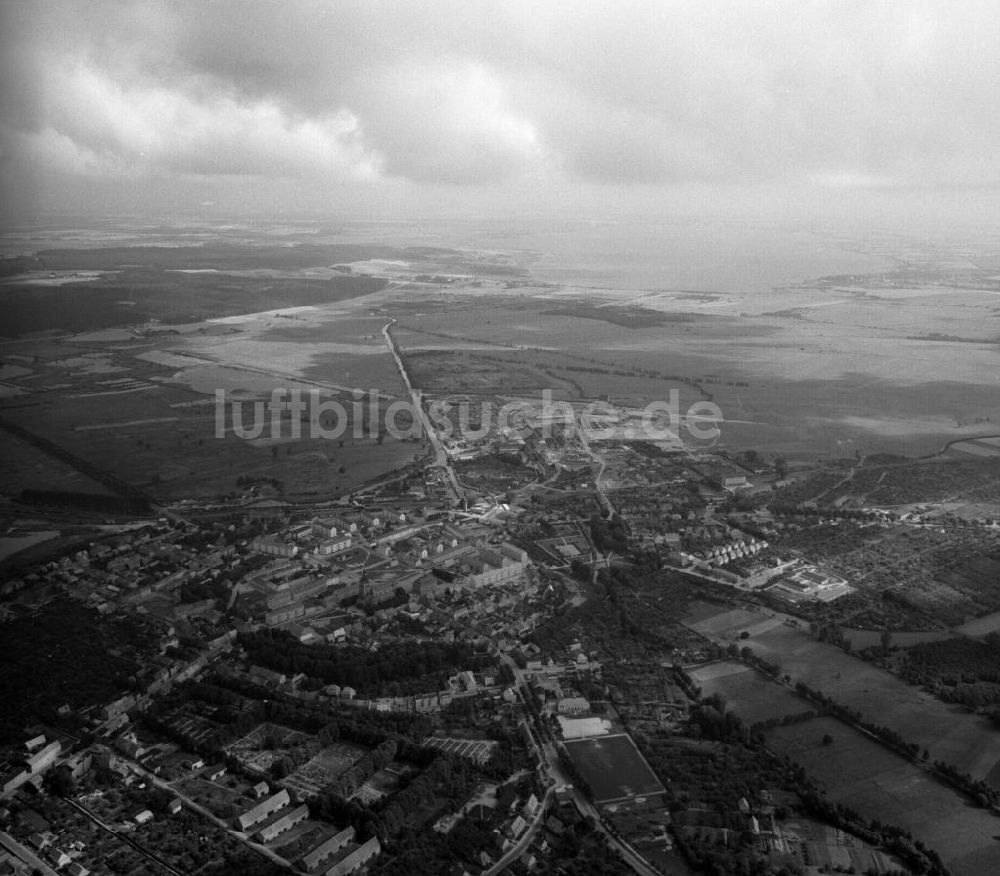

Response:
(767, 716), (1000, 876)
(381, 278), (1000, 457)
(0, 429), (114, 496)
(955, 609), (1000, 637)
(0, 344), (419, 502)
(683, 601), (785, 638)
(695, 606), (1000, 786)
(0, 290), (427, 504)
(688, 661), (808, 725)
(563, 733), (665, 804)
(181, 306), (407, 397)
(0, 531), (59, 562)
(8, 231), (1000, 464)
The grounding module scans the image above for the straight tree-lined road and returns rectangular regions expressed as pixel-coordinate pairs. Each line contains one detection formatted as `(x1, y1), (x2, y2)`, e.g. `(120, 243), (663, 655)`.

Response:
(382, 318), (463, 503)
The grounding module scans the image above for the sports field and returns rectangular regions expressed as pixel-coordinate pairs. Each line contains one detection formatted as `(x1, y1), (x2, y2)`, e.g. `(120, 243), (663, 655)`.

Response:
(563, 733), (664, 803)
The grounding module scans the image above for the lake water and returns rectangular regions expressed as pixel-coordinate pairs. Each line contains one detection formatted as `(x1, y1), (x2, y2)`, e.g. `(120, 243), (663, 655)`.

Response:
(472, 218), (894, 293)
(5, 215), (896, 296)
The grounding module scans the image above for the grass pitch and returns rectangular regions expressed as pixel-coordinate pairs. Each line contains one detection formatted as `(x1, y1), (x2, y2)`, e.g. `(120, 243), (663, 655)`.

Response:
(564, 733), (664, 803)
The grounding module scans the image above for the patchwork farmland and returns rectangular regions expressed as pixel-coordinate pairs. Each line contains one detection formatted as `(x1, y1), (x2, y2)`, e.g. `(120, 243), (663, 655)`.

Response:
(767, 716), (1000, 876)
(688, 604), (1000, 786)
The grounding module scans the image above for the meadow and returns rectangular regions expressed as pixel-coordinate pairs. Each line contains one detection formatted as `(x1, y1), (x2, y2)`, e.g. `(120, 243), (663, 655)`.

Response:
(0, 429), (113, 496)
(687, 645), (1000, 872)
(7, 231), (1000, 502)
(956, 610), (1000, 637)
(705, 608), (1000, 785)
(688, 661), (808, 725)
(3, 373), (419, 502)
(377, 280), (1000, 457)
(0, 296), (426, 504)
(767, 716), (1000, 876)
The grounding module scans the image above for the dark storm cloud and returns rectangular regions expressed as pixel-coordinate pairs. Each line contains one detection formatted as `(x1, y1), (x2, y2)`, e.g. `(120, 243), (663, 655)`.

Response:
(2, 0), (1000, 216)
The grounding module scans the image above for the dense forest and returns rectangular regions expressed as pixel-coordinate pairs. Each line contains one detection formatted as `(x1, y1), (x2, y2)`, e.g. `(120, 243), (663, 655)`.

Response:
(0, 598), (157, 744)
(1, 267), (385, 336)
(899, 635), (1000, 710)
(20, 489), (151, 515)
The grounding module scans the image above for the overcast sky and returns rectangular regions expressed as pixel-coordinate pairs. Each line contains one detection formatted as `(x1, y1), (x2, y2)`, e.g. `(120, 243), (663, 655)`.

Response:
(2, 0), (999, 224)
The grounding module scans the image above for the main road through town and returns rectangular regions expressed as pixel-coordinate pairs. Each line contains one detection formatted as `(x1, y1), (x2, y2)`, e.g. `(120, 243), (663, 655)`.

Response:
(494, 654), (661, 876)
(575, 409), (616, 519)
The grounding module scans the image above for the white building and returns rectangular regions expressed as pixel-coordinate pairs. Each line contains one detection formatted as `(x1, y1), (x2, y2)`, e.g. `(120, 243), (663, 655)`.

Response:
(557, 716), (607, 739)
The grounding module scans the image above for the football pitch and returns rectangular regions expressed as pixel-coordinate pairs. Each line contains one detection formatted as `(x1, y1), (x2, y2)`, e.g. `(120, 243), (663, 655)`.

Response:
(564, 733), (665, 803)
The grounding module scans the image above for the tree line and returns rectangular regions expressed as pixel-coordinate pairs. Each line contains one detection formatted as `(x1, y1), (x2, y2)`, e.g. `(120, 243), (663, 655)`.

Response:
(237, 629), (492, 696)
